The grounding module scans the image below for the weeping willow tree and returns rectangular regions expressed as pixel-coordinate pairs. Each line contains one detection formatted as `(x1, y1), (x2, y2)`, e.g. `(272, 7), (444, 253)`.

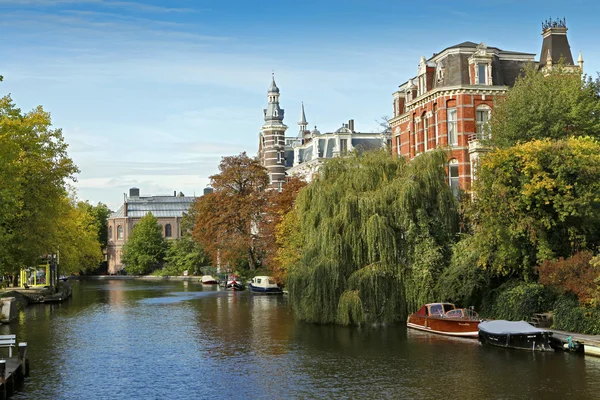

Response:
(286, 149), (458, 326)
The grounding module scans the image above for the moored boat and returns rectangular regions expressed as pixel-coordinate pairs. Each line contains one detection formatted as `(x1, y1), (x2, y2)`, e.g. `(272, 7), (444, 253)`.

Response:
(226, 275), (245, 291)
(407, 303), (480, 338)
(201, 275), (219, 285)
(248, 276), (283, 294)
(478, 320), (554, 351)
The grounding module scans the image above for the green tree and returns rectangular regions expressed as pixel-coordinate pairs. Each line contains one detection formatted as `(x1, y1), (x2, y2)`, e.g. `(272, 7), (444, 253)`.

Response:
(121, 213), (168, 275)
(287, 150), (458, 326)
(77, 201), (111, 251)
(0, 94), (78, 275)
(54, 196), (103, 275)
(470, 137), (600, 280)
(490, 64), (600, 148)
(164, 236), (210, 276)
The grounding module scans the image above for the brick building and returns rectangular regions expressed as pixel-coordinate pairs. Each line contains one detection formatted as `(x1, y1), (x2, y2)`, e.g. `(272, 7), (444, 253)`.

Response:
(106, 187), (198, 274)
(390, 19), (580, 193)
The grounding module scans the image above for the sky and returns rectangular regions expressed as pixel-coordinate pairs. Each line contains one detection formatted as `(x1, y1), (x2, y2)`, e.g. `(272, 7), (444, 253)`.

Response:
(1, 0), (599, 211)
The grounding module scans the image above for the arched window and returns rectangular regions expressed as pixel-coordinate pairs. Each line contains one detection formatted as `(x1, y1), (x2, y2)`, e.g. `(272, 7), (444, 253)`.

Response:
(108, 226), (113, 240)
(165, 224), (172, 238)
(449, 159), (460, 197)
(117, 225), (124, 240)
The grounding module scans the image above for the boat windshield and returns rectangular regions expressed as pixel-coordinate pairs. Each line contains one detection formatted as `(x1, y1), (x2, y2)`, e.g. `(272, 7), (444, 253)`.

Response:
(429, 304), (444, 316)
(443, 304), (455, 313)
(446, 309), (463, 318)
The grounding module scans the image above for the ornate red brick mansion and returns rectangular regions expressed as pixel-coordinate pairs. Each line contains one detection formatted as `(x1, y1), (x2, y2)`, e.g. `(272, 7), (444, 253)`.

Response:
(390, 19), (582, 193)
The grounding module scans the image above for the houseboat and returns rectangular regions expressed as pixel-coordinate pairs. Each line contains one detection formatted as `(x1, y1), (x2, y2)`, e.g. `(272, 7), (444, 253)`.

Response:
(407, 303), (481, 337)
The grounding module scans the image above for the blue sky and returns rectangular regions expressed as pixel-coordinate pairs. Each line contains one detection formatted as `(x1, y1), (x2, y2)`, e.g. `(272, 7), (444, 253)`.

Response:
(1, 0), (598, 210)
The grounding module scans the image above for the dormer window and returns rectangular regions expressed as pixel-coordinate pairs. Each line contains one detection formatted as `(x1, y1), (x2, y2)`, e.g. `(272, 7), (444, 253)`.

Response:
(477, 64), (488, 85)
(418, 75), (426, 96)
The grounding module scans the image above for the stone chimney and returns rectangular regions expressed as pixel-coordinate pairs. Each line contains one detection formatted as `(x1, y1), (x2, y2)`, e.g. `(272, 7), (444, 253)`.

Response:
(348, 119), (355, 132)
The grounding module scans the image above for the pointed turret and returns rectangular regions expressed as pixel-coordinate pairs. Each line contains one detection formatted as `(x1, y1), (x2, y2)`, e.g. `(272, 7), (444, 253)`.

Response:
(264, 73), (284, 122)
(539, 17), (574, 68)
(298, 102), (308, 138)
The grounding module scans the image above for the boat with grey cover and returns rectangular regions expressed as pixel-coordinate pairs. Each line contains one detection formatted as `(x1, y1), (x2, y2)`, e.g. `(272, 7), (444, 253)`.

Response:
(478, 320), (554, 351)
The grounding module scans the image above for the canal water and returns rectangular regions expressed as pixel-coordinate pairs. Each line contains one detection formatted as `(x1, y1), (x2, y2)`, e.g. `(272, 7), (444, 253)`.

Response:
(3, 279), (599, 399)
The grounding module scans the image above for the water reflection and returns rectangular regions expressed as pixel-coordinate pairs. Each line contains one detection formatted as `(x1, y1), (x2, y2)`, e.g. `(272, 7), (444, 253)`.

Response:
(5, 280), (600, 400)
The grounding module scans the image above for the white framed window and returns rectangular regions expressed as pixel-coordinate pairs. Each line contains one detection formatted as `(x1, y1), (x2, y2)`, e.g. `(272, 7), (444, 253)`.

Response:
(396, 136), (401, 155)
(423, 114), (429, 151)
(276, 152), (282, 163)
(447, 108), (458, 146)
(477, 64), (487, 84)
(449, 159), (459, 197)
(117, 225), (124, 240)
(476, 107), (491, 139)
(419, 75), (426, 96)
(434, 107), (439, 146)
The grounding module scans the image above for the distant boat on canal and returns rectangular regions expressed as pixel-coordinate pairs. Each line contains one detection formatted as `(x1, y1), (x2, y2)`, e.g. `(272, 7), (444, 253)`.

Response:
(248, 276), (283, 294)
(226, 275), (244, 291)
(407, 303), (480, 338)
(201, 275), (219, 285)
(478, 320), (554, 351)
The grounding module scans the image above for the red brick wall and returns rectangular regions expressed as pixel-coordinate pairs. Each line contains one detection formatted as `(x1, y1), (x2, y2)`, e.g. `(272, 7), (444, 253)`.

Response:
(391, 92), (501, 191)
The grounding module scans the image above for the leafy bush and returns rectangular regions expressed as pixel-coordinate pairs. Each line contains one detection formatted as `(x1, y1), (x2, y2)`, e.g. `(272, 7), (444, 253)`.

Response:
(553, 295), (600, 334)
(482, 282), (556, 320)
(538, 251), (600, 307)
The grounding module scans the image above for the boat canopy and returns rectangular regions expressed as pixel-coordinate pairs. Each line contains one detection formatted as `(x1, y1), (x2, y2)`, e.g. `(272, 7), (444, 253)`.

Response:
(479, 320), (547, 335)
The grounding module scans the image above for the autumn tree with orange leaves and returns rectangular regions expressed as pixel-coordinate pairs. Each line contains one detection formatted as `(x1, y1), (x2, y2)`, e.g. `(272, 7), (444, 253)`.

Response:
(260, 176), (307, 281)
(191, 153), (269, 271)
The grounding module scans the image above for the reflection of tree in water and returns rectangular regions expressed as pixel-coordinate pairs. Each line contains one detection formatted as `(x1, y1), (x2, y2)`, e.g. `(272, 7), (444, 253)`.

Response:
(192, 292), (294, 359)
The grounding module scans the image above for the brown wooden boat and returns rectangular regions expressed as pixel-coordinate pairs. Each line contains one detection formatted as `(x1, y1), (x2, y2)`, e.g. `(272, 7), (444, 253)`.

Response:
(407, 303), (480, 338)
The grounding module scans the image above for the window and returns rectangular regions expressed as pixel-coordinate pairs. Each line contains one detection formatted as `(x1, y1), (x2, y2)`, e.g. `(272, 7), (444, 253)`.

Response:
(165, 224), (172, 238)
(396, 136), (401, 155)
(433, 105), (439, 146)
(477, 64), (487, 85)
(423, 113), (428, 151)
(449, 159), (459, 197)
(340, 139), (348, 154)
(117, 225), (124, 240)
(276, 152), (282, 163)
(476, 108), (490, 139)
(429, 304), (444, 316)
(108, 226), (113, 240)
(419, 75), (426, 96)
(447, 108), (458, 146)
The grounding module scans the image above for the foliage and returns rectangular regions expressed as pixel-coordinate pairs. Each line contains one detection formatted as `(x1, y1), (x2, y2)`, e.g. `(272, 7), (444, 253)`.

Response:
(437, 234), (490, 307)
(53, 197), (103, 275)
(538, 251), (600, 307)
(121, 213), (168, 275)
(481, 282), (556, 321)
(273, 208), (303, 285)
(77, 201), (111, 250)
(470, 137), (600, 280)
(261, 176), (307, 281)
(163, 236), (210, 276)
(490, 63), (600, 148)
(191, 152), (269, 271)
(0, 94), (78, 275)
(552, 295), (600, 335)
(287, 150), (459, 326)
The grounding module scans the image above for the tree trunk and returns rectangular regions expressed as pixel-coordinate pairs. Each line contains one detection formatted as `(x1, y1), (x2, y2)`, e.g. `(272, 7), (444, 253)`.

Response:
(248, 247), (256, 271)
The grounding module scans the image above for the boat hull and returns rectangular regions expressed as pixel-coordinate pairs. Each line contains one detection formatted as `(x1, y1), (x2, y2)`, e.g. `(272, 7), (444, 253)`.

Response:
(248, 283), (283, 294)
(478, 330), (554, 351)
(226, 283), (245, 291)
(407, 315), (480, 338)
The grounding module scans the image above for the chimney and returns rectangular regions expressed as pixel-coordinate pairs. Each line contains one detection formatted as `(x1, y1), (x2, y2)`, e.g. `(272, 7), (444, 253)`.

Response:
(348, 119), (355, 132)
(203, 187), (214, 195)
(129, 187), (140, 198)
(174, 190), (177, 197)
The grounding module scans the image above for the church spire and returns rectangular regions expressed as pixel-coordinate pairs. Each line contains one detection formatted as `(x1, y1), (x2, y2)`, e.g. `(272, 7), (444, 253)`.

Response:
(298, 102), (308, 137)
